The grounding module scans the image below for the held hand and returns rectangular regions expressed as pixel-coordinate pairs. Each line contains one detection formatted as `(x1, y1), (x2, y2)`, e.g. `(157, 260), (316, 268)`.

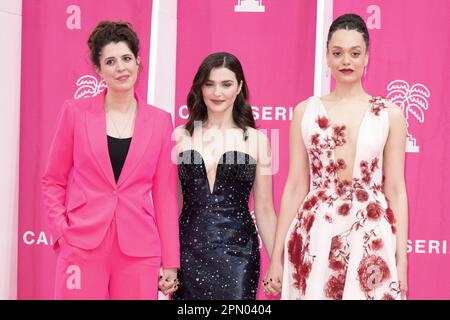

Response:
(158, 267), (179, 295)
(263, 261), (283, 296)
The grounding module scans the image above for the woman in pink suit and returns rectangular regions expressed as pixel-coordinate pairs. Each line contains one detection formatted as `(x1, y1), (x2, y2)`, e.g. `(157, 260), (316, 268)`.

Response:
(41, 21), (180, 299)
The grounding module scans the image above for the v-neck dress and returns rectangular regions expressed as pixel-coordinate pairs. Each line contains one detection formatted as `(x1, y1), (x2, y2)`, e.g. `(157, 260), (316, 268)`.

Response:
(282, 96), (401, 300)
(173, 149), (260, 300)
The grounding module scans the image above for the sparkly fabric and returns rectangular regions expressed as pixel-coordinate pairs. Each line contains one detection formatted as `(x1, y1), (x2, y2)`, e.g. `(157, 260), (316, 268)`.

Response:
(173, 149), (260, 300)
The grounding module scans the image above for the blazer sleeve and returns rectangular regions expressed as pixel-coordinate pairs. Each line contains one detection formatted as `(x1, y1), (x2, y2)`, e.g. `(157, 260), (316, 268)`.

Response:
(41, 100), (74, 249)
(152, 111), (180, 268)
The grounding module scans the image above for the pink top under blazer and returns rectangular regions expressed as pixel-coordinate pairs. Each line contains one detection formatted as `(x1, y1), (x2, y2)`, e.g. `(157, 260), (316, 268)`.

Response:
(42, 91), (180, 268)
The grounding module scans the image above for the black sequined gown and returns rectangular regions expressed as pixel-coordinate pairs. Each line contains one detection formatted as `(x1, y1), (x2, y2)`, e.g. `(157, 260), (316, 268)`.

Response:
(173, 149), (260, 300)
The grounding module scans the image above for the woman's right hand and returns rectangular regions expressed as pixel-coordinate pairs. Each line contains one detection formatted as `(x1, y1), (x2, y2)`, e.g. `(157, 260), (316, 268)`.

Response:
(158, 267), (179, 296)
(263, 260), (283, 296)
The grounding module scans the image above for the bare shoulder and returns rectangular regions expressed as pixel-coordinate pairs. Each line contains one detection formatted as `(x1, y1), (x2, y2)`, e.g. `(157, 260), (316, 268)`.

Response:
(173, 125), (192, 153)
(174, 124), (189, 137)
(243, 128), (270, 166)
(245, 127), (271, 160)
(385, 100), (406, 123)
(294, 98), (310, 114)
(245, 127), (268, 147)
(292, 98), (311, 123)
(246, 127), (266, 140)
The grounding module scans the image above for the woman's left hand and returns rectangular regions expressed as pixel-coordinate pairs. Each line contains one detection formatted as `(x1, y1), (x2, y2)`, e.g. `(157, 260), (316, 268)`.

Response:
(158, 267), (179, 295)
(263, 261), (283, 296)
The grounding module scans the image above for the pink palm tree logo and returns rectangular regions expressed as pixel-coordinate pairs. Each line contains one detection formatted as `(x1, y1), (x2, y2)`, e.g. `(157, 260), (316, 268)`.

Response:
(386, 80), (430, 153)
(74, 75), (107, 100)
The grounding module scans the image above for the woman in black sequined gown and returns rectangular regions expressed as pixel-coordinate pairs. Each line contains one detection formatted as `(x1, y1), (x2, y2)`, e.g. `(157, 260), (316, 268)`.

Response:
(172, 52), (278, 300)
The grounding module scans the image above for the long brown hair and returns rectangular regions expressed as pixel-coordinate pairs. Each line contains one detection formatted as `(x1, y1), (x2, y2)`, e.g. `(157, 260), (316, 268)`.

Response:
(185, 52), (255, 140)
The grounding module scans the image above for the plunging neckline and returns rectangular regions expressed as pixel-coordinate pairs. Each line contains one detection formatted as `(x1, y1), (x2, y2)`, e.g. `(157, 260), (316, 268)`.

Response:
(316, 96), (373, 183)
(179, 149), (257, 195)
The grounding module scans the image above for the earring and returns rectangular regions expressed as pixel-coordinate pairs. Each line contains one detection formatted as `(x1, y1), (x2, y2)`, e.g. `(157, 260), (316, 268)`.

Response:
(326, 67), (330, 78)
(363, 66), (367, 77)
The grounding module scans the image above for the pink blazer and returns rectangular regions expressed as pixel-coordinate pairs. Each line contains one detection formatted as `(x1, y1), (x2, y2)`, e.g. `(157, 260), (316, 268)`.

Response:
(42, 91), (179, 268)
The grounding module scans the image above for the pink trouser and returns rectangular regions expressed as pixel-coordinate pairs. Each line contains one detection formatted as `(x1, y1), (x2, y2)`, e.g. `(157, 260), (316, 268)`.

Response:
(54, 217), (160, 300)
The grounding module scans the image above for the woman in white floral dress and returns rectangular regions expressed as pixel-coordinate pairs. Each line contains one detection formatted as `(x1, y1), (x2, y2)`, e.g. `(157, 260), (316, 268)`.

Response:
(263, 14), (408, 300)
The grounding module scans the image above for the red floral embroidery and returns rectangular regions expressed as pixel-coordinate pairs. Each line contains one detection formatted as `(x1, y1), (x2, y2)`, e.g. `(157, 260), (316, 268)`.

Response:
(304, 214), (316, 233)
(387, 281), (402, 299)
(330, 236), (343, 251)
(356, 189), (369, 202)
(338, 203), (351, 216)
(288, 215), (316, 295)
(329, 236), (347, 269)
(293, 261), (313, 294)
(303, 196), (318, 211)
(370, 97), (387, 116)
(329, 259), (345, 271)
(337, 159), (346, 170)
(311, 158), (323, 176)
(332, 125), (347, 147)
(336, 180), (351, 197)
(357, 255), (391, 293)
(371, 238), (384, 251)
(391, 226), (397, 234)
(316, 190), (328, 201)
(361, 161), (368, 170)
(366, 202), (383, 221)
(326, 234), (349, 299)
(316, 116), (330, 129)
(326, 160), (345, 176)
(325, 274), (345, 300)
(360, 161), (372, 185)
(382, 293), (395, 300)
(287, 230), (304, 268)
(370, 158), (379, 172)
(311, 133), (320, 146)
(385, 207), (396, 225)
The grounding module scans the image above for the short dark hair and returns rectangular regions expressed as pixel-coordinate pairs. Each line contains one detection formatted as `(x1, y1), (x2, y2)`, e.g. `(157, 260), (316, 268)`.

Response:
(185, 52), (255, 139)
(327, 14), (369, 50)
(87, 21), (139, 69)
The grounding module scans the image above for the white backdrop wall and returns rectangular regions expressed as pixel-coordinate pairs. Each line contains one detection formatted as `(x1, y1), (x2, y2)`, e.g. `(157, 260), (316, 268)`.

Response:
(0, 0), (21, 300)
(148, 0), (178, 118)
(148, 0), (178, 300)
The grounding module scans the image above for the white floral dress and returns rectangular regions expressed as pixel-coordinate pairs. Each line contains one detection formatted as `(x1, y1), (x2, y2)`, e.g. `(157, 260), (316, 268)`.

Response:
(282, 96), (401, 300)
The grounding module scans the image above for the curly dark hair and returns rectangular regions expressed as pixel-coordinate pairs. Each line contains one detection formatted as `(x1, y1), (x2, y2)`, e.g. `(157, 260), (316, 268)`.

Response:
(327, 14), (369, 51)
(185, 52), (255, 140)
(87, 20), (139, 69)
